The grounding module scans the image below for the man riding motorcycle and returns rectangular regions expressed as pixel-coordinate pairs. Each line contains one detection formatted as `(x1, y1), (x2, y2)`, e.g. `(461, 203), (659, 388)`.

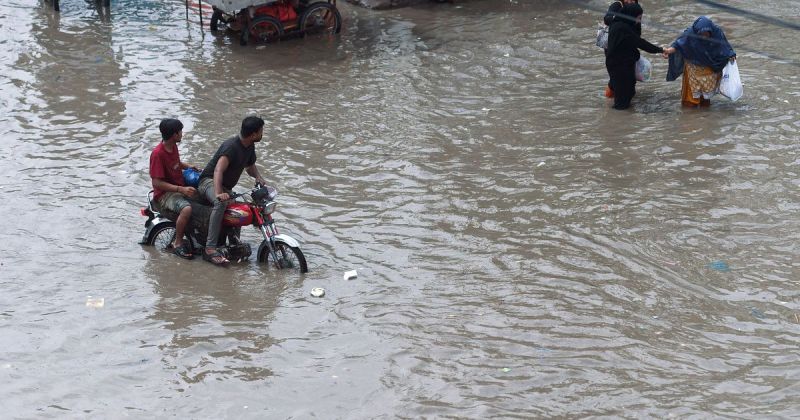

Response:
(197, 116), (269, 266)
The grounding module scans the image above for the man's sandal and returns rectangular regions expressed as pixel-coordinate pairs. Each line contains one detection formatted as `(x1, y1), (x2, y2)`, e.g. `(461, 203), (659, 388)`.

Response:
(173, 243), (193, 260)
(203, 249), (229, 266)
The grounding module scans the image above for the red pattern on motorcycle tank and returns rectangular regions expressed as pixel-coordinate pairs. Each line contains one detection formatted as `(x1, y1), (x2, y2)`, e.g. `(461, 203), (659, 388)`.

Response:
(223, 203), (253, 226)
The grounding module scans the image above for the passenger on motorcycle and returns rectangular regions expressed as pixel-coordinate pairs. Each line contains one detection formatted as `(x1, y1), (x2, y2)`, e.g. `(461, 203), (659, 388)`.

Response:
(198, 116), (269, 266)
(148, 118), (198, 259)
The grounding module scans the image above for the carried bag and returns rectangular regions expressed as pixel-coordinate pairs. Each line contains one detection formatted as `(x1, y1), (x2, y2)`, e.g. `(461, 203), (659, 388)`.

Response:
(719, 60), (743, 101)
(595, 1), (622, 49)
(595, 24), (609, 49)
(635, 57), (652, 82)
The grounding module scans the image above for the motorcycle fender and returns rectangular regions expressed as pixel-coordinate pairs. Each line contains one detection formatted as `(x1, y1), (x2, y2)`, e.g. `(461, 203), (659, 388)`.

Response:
(274, 234), (301, 248)
(257, 235), (302, 262)
(143, 217), (175, 245)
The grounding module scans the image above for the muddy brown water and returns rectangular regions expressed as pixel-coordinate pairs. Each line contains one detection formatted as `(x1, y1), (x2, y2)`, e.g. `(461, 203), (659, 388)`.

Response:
(1, 0), (800, 417)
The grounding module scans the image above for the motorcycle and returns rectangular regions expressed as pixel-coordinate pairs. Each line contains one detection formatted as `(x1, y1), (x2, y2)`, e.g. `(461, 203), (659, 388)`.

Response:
(138, 184), (308, 273)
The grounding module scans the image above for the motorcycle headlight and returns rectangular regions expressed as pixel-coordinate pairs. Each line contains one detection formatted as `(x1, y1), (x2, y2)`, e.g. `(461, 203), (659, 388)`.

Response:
(252, 186), (277, 203)
(262, 202), (277, 215)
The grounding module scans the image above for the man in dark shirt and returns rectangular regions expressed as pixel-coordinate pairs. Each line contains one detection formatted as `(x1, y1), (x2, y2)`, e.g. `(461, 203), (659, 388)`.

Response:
(198, 116), (268, 265)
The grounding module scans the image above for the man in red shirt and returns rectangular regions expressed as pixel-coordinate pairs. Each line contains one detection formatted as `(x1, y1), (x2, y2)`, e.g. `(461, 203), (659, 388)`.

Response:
(149, 118), (198, 259)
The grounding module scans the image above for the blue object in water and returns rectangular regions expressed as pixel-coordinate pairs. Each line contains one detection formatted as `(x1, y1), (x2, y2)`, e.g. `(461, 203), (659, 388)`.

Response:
(182, 168), (200, 187)
(708, 260), (730, 272)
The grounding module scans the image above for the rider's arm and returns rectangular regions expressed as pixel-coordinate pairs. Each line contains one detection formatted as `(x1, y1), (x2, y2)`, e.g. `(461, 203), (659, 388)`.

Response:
(152, 177), (192, 196)
(213, 156), (230, 198)
(245, 164), (267, 186)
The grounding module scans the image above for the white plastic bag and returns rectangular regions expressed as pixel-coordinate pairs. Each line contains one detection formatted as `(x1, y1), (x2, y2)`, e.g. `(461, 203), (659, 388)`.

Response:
(719, 60), (743, 101)
(595, 24), (609, 49)
(635, 57), (652, 82)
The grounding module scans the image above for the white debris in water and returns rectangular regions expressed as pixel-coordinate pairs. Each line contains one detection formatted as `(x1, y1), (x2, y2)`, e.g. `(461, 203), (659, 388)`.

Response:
(310, 288), (325, 298)
(343, 270), (358, 281)
(537, 162), (545, 167)
(86, 296), (104, 308)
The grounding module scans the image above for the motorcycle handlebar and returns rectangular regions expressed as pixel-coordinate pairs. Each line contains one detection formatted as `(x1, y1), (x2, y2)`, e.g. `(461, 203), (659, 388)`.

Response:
(226, 191), (245, 200)
(223, 184), (277, 201)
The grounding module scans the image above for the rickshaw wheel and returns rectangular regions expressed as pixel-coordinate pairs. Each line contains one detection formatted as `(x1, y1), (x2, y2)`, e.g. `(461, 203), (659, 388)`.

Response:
(299, 3), (342, 36)
(245, 16), (284, 45)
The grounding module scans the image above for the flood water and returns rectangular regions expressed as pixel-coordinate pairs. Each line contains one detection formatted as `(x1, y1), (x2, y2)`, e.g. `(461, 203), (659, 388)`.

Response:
(2, 0), (800, 417)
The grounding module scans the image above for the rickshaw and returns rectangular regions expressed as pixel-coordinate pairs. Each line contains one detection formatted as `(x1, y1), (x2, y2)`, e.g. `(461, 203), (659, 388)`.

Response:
(204, 0), (342, 45)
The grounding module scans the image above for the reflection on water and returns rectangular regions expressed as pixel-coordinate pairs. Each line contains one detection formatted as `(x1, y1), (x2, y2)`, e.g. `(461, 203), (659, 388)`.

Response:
(1, 0), (800, 417)
(145, 255), (282, 383)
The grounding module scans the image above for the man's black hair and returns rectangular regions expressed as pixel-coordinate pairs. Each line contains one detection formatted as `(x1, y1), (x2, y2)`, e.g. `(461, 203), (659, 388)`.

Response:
(159, 118), (184, 141)
(241, 116), (265, 138)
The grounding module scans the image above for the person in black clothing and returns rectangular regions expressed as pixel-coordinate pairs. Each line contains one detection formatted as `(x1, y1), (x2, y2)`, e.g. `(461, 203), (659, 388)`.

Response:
(604, 0), (640, 33)
(197, 116), (269, 265)
(603, 0), (639, 98)
(605, 3), (663, 110)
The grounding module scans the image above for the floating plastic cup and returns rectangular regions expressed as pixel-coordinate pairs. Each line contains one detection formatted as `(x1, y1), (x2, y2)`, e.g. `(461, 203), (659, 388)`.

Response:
(86, 296), (104, 308)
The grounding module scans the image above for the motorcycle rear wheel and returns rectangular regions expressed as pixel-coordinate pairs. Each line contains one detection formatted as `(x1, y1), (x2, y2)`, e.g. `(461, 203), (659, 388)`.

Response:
(258, 241), (308, 273)
(151, 224), (176, 251)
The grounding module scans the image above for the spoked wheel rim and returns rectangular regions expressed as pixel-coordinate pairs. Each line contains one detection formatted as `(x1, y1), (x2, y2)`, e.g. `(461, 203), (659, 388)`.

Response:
(249, 17), (284, 44)
(300, 4), (341, 36)
(152, 226), (176, 252)
(274, 243), (299, 270)
(258, 242), (308, 273)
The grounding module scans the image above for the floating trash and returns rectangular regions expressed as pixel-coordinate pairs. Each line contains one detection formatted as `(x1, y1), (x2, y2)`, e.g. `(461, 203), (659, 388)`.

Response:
(343, 270), (358, 281)
(500, 367), (511, 373)
(86, 296), (104, 308)
(310, 287), (325, 298)
(708, 261), (731, 272)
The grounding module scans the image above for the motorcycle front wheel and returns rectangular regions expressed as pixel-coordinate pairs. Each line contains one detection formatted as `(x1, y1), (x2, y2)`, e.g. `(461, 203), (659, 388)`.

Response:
(258, 241), (308, 273)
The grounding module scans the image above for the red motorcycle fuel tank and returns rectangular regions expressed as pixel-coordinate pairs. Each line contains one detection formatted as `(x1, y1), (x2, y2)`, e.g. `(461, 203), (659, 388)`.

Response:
(222, 203), (253, 227)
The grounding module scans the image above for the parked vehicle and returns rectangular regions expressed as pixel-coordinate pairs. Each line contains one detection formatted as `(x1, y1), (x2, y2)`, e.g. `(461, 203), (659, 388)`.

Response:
(206, 0), (342, 45)
(139, 184), (308, 273)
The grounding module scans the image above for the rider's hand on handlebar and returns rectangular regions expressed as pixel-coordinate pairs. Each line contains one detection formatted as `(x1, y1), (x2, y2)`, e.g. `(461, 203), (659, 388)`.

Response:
(216, 192), (230, 201)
